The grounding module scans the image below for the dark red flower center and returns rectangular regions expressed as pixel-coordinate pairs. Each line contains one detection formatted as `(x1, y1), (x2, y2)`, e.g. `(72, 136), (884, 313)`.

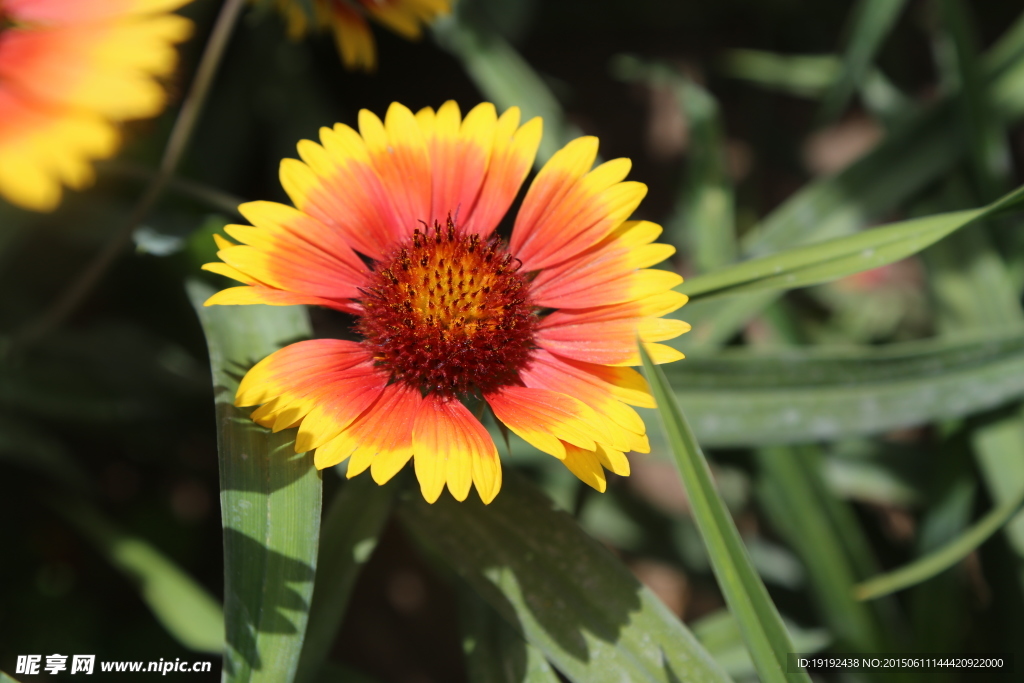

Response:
(356, 217), (537, 398)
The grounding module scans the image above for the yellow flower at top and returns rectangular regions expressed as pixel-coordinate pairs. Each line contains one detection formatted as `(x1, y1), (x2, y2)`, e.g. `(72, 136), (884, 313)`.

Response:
(204, 101), (690, 505)
(0, 0), (194, 212)
(276, 0), (451, 71)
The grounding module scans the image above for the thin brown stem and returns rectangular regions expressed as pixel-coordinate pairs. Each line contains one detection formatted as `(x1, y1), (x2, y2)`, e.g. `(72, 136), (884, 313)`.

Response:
(16, 0), (248, 347)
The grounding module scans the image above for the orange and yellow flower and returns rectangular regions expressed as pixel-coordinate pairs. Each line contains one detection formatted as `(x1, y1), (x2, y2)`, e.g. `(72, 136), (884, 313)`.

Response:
(204, 100), (690, 503)
(275, 0), (450, 71)
(0, 0), (194, 212)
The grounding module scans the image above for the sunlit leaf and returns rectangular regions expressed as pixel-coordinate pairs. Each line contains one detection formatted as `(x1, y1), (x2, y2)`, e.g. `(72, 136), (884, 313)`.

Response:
(680, 184), (1024, 301)
(399, 472), (732, 683)
(669, 329), (1024, 445)
(640, 345), (809, 683)
(295, 477), (396, 683)
(459, 584), (561, 683)
(189, 279), (322, 683)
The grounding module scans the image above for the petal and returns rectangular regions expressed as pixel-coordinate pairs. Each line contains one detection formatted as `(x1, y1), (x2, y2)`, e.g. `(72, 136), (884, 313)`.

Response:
(420, 101), (498, 227)
(0, 15), (192, 119)
(461, 108), (542, 237)
(0, 86), (117, 210)
(520, 349), (647, 438)
(536, 293), (690, 366)
(360, 102), (432, 239)
(4, 0), (192, 23)
(561, 443), (607, 492)
(294, 364), (391, 451)
(235, 339), (374, 407)
(412, 393), (500, 503)
(529, 221), (680, 308)
(325, 2), (376, 71)
(284, 127), (394, 259)
(202, 285), (359, 314)
(313, 383), (420, 475)
(510, 137), (647, 270)
(484, 386), (610, 459)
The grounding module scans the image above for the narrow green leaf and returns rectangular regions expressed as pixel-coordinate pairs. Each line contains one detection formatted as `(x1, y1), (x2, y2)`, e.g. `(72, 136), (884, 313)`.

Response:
(818, 0), (909, 123)
(433, 6), (578, 164)
(680, 184), (1024, 301)
(668, 329), (1024, 446)
(52, 498), (224, 653)
(639, 345), (809, 683)
(692, 610), (830, 679)
(855, 484), (1024, 600)
(690, 22), (1024, 348)
(1, 671), (22, 683)
(755, 448), (884, 653)
(458, 583), (561, 683)
(295, 477), (396, 683)
(188, 280), (322, 683)
(398, 472), (731, 683)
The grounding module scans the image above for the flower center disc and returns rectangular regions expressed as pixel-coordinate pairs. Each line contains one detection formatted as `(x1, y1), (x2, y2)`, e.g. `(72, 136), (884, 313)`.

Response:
(357, 218), (536, 397)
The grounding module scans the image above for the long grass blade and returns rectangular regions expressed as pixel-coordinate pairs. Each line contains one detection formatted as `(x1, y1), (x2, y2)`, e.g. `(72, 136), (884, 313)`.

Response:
(639, 344), (809, 683)
(294, 477), (396, 683)
(817, 0), (909, 123)
(189, 280), (322, 683)
(51, 498), (224, 653)
(680, 184), (1024, 301)
(855, 484), (1024, 600)
(668, 329), (1024, 445)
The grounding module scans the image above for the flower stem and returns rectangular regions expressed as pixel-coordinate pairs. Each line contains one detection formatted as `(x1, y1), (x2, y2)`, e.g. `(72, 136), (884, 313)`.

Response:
(15, 0), (248, 347)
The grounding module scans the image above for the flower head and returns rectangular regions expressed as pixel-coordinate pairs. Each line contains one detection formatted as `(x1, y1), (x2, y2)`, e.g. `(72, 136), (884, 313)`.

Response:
(275, 0), (450, 71)
(0, 0), (194, 211)
(204, 101), (690, 503)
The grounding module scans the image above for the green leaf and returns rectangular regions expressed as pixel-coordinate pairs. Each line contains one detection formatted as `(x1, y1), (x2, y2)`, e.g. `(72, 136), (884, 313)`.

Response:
(295, 477), (396, 683)
(52, 498), (224, 653)
(668, 329), (1024, 446)
(679, 183), (1024, 301)
(458, 584), (561, 683)
(689, 20), (1024, 348)
(817, 0), (909, 123)
(639, 345), (809, 683)
(855, 483), (1024, 600)
(692, 610), (830, 679)
(755, 448), (885, 653)
(188, 280), (322, 683)
(398, 472), (731, 683)
(0, 671), (22, 683)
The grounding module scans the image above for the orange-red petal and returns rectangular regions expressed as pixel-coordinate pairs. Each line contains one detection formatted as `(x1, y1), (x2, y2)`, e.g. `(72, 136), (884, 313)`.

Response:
(412, 393), (501, 504)
(510, 138), (647, 271)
